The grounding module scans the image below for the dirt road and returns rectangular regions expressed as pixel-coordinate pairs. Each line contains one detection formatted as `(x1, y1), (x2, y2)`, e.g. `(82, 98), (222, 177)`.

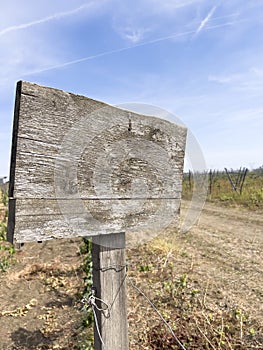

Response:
(181, 202), (263, 323)
(0, 201), (262, 349)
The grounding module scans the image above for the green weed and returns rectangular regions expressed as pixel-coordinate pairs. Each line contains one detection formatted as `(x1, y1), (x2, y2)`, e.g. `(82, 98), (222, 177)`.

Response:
(0, 243), (15, 272)
(0, 222), (7, 241)
(78, 238), (94, 348)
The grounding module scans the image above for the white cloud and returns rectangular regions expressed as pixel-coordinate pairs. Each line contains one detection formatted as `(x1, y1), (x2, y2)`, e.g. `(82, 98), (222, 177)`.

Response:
(208, 67), (263, 95)
(20, 18), (251, 78)
(20, 28), (202, 76)
(0, 3), (95, 38)
(250, 67), (263, 76)
(0, 31), (60, 92)
(0, 1), (95, 29)
(204, 149), (263, 171)
(112, 0), (244, 46)
(111, 0), (203, 44)
(117, 26), (150, 44)
(144, 0), (204, 12)
(228, 108), (263, 122)
(208, 73), (242, 84)
(0, 0), (262, 176)
(194, 5), (217, 36)
(0, 1), (111, 93)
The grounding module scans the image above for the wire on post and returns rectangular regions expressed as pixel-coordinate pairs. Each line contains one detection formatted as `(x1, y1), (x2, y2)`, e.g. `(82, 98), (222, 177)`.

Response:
(81, 287), (110, 350)
(127, 275), (187, 350)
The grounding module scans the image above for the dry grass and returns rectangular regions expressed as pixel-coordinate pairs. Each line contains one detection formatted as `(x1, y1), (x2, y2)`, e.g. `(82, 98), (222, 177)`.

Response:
(126, 232), (262, 349)
(0, 183), (262, 349)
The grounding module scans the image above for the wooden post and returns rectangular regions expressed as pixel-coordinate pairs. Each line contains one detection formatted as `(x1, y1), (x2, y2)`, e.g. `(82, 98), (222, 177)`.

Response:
(239, 167), (248, 195)
(209, 169), (214, 195)
(92, 233), (129, 350)
(188, 170), (192, 191)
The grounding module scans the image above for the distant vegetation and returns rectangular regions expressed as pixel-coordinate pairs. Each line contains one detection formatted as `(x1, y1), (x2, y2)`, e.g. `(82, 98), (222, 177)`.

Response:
(183, 166), (263, 209)
(0, 186), (15, 272)
(0, 188), (8, 241)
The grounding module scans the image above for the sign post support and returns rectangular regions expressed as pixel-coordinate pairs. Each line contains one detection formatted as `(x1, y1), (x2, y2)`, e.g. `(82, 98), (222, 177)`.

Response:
(92, 233), (128, 350)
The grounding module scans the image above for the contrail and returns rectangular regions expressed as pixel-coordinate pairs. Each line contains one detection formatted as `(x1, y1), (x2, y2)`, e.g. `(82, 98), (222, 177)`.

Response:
(0, 2), (93, 37)
(23, 29), (197, 75)
(24, 18), (246, 77)
(194, 5), (217, 36)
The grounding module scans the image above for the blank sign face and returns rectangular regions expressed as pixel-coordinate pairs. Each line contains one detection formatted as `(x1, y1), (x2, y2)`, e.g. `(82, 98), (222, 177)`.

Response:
(8, 81), (187, 245)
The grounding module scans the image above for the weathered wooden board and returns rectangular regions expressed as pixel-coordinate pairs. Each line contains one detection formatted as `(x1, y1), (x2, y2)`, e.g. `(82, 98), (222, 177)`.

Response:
(8, 81), (187, 244)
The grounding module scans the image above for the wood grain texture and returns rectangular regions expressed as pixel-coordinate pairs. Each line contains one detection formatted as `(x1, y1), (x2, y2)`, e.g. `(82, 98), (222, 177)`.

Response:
(8, 81), (187, 244)
(92, 233), (128, 350)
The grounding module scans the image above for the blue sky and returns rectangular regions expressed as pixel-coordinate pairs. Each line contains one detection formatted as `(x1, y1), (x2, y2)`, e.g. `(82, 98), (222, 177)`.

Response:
(0, 0), (262, 177)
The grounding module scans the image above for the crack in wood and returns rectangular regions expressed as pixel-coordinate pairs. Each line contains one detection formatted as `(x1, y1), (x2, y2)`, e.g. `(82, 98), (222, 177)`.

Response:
(21, 92), (38, 98)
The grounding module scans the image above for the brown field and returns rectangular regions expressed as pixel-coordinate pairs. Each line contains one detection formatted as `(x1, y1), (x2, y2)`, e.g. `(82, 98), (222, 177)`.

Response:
(0, 190), (262, 349)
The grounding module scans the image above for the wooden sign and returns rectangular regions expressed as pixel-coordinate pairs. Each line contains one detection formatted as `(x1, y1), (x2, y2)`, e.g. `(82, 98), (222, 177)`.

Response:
(7, 81), (187, 349)
(8, 81), (187, 245)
